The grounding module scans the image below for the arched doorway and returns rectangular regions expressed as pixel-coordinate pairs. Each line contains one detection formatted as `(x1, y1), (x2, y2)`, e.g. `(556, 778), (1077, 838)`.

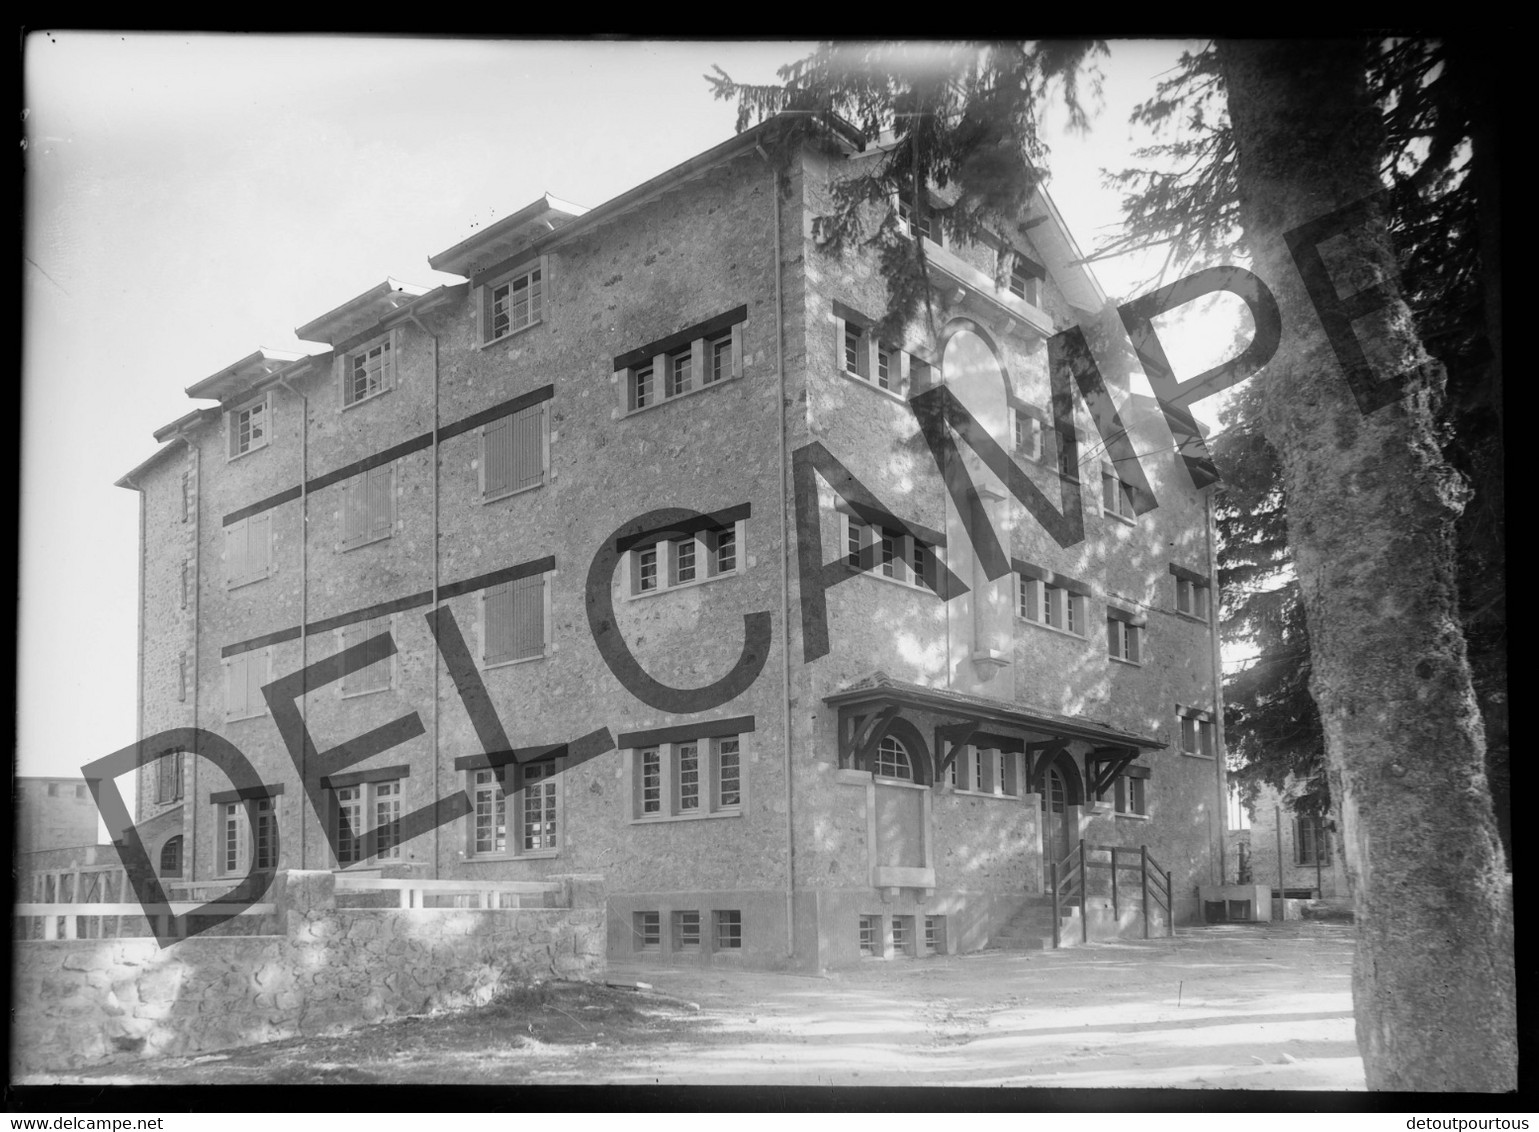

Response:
(1039, 751), (1083, 887)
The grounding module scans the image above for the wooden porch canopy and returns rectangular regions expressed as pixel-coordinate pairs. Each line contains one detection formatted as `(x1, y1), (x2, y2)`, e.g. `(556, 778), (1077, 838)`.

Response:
(825, 672), (1165, 799)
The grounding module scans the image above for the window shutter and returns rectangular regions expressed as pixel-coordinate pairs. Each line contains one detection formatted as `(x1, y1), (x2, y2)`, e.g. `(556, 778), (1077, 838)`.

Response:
(367, 465), (393, 540)
(226, 656), (248, 718)
(512, 573), (544, 659)
(484, 583), (513, 664)
(247, 651), (267, 715)
(226, 522), (248, 586)
(834, 316), (847, 373)
(1024, 578), (1040, 621)
(730, 322), (744, 379)
(1200, 720), (1215, 759)
(248, 513), (271, 578)
(483, 416), (512, 498)
(384, 329), (398, 390)
(1102, 471), (1117, 512)
(511, 405), (542, 492)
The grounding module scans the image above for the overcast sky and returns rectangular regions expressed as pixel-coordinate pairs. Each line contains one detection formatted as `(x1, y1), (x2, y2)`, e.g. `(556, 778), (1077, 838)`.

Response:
(20, 36), (1223, 795)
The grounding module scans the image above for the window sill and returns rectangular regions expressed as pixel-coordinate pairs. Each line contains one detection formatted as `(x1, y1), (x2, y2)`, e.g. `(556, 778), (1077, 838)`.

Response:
(480, 318), (543, 351)
(844, 563), (933, 595)
(624, 372), (739, 417)
(341, 533), (392, 553)
(630, 808), (744, 826)
(947, 787), (1021, 801)
(837, 368), (909, 405)
(226, 443), (270, 464)
(1172, 610), (1211, 626)
(1108, 656), (1143, 668)
(628, 568), (742, 601)
(871, 776), (926, 791)
(483, 480), (545, 505)
(342, 386), (392, 412)
(836, 769), (872, 786)
(1103, 510), (1137, 527)
(225, 711), (268, 723)
(465, 849), (560, 862)
(1115, 811), (1152, 821)
(1179, 750), (1216, 761)
(227, 574), (271, 592)
(340, 685), (393, 701)
(483, 652), (549, 672)
(1018, 617), (1087, 643)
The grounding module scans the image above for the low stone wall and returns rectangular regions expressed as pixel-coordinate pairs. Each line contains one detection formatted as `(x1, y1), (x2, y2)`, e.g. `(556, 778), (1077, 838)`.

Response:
(11, 871), (605, 1075)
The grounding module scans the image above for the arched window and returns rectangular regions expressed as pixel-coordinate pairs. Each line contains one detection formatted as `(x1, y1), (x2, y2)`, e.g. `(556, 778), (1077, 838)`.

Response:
(159, 835), (183, 878)
(872, 736), (913, 781)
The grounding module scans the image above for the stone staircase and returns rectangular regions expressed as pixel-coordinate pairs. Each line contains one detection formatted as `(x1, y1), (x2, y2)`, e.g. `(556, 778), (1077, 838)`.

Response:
(991, 894), (1082, 950)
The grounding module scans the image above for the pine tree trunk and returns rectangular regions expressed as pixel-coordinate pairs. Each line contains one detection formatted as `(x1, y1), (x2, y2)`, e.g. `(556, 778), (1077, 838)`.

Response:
(1217, 39), (1515, 1092)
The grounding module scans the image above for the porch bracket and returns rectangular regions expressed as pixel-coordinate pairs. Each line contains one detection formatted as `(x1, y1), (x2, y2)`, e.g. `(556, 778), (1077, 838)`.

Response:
(1087, 746), (1139, 801)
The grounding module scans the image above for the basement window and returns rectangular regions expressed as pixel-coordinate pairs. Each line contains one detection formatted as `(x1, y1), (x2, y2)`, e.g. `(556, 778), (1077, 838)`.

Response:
(713, 910), (742, 950)
(672, 910), (701, 951)
(924, 915), (947, 955)
(859, 914), (882, 957)
(633, 911), (661, 952)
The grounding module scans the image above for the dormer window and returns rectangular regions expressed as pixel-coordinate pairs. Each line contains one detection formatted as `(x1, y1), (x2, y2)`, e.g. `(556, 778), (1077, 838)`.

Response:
(1008, 256), (1040, 306)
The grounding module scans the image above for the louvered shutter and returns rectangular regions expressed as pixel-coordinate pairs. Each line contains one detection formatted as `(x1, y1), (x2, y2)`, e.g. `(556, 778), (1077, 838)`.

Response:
(248, 513), (271, 579)
(484, 583), (514, 663)
(226, 656), (248, 718)
(483, 416), (512, 498)
(1023, 577), (1040, 621)
(342, 475), (365, 546)
(512, 573), (544, 660)
(511, 405), (543, 492)
(226, 522), (247, 586)
(247, 651), (267, 715)
(367, 466), (393, 540)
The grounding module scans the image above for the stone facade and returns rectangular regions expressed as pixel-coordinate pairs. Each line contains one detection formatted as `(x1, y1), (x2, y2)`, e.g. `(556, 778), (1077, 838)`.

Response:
(10, 870), (603, 1074)
(14, 777), (101, 855)
(113, 118), (1229, 971)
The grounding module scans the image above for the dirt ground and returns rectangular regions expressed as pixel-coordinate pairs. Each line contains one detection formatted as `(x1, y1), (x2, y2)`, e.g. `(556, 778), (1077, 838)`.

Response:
(25, 921), (1364, 1090)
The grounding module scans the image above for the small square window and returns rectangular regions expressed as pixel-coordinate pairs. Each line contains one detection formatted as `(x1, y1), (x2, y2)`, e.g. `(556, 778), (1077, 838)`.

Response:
(1175, 575), (1211, 620)
(1115, 774), (1147, 816)
(1178, 711), (1215, 758)
(1008, 257), (1039, 305)
(1012, 409), (1043, 462)
(634, 911), (661, 952)
(708, 335), (733, 385)
(924, 915), (947, 955)
(844, 322), (870, 379)
(859, 914), (881, 957)
(672, 910), (701, 950)
(673, 538), (696, 585)
(713, 910), (742, 950)
(632, 363), (655, 410)
(1107, 616), (1142, 664)
(891, 915), (915, 957)
(668, 350), (693, 397)
(712, 527), (737, 574)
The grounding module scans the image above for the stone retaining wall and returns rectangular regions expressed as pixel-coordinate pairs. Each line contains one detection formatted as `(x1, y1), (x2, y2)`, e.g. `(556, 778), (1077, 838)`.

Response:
(11, 870), (605, 1075)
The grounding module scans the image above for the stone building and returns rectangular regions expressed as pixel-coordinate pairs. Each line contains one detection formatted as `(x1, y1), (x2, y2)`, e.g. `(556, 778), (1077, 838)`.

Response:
(114, 116), (1230, 969)
(1237, 782), (1350, 904)
(14, 776), (102, 857)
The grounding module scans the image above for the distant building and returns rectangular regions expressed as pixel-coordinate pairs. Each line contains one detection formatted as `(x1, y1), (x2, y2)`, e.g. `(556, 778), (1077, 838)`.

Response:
(14, 776), (101, 855)
(1233, 781), (1349, 902)
(113, 114), (1233, 968)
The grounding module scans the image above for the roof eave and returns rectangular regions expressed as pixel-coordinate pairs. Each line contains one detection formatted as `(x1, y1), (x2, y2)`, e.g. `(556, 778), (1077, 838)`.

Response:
(294, 278), (431, 345)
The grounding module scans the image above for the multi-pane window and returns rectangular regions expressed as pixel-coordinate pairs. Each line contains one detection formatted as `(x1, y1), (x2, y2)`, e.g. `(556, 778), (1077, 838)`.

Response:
(225, 513), (272, 589)
(482, 402), (548, 500)
(469, 760), (560, 857)
(622, 318), (743, 412)
(708, 335), (733, 385)
(713, 910), (742, 950)
(339, 619), (393, 697)
(667, 349), (693, 397)
(1179, 711), (1216, 758)
(220, 795), (278, 876)
(1175, 575), (1211, 621)
(345, 335), (394, 406)
(1012, 408), (1044, 461)
(859, 914), (881, 957)
(1295, 816), (1332, 866)
(160, 835), (183, 878)
(228, 395), (270, 459)
(224, 649), (271, 721)
(484, 264), (543, 344)
(341, 463), (395, 550)
(633, 911), (661, 952)
(1102, 468), (1137, 520)
(629, 521), (746, 596)
(838, 317), (910, 394)
(522, 761), (557, 851)
(332, 779), (403, 866)
(1058, 428), (1081, 480)
(897, 197), (939, 244)
(672, 910), (701, 950)
(924, 915), (947, 955)
(155, 750), (184, 804)
(891, 915), (915, 957)
(483, 571), (548, 665)
(876, 345), (893, 390)
(844, 516), (935, 592)
(1107, 614), (1143, 665)
(633, 736), (746, 820)
(951, 745), (1017, 796)
(632, 362), (656, 410)
(843, 322), (870, 379)
(1017, 574), (1087, 637)
(1115, 774), (1147, 816)
(871, 735), (913, 781)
